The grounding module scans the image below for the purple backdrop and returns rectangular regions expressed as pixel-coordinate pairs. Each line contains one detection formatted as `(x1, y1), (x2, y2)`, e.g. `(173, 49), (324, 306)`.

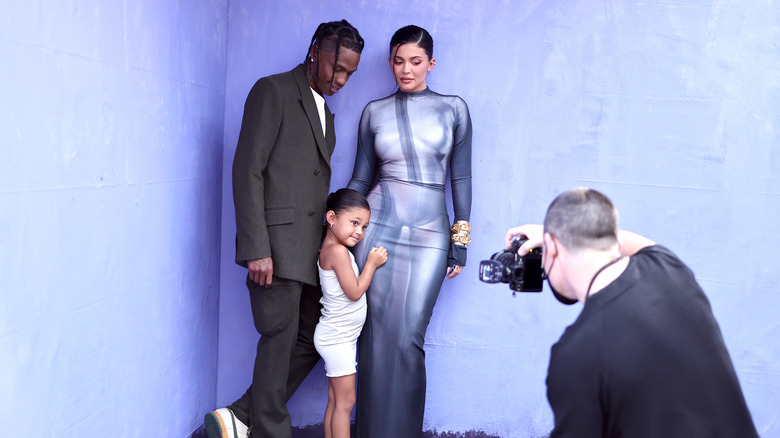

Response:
(218, 1), (779, 436)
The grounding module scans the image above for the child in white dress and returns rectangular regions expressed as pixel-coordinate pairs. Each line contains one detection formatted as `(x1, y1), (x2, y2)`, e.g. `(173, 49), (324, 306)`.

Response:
(314, 188), (387, 438)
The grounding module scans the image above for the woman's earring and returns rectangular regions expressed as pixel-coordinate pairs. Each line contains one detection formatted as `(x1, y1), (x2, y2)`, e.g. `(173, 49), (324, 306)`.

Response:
(330, 223), (333, 228)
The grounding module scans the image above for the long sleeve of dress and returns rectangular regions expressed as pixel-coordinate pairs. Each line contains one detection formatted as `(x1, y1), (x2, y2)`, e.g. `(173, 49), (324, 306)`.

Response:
(447, 98), (473, 267)
(347, 106), (376, 195)
(450, 98), (472, 222)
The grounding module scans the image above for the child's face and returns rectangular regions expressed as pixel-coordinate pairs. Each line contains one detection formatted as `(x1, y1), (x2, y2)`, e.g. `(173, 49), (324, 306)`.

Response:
(328, 207), (371, 247)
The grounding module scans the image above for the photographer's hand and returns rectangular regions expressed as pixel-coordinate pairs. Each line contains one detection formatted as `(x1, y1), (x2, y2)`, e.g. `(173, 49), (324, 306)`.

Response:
(505, 224), (544, 255)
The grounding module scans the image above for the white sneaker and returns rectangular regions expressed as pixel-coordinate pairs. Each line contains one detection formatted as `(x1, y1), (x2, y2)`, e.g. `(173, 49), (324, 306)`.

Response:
(204, 408), (250, 438)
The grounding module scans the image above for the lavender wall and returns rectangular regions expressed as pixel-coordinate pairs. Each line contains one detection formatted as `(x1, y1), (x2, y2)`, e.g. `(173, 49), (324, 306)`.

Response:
(1, 1), (227, 437)
(219, 1), (780, 437)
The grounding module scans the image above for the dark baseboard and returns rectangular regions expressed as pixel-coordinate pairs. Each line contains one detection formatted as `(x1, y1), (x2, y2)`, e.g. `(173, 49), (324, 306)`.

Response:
(189, 423), (208, 438)
(288, 424), (507, 438)
(190, 422), (521, 438)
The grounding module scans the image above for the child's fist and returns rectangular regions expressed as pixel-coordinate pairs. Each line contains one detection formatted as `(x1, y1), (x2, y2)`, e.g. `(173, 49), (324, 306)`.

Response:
(367, 246), (388, 267)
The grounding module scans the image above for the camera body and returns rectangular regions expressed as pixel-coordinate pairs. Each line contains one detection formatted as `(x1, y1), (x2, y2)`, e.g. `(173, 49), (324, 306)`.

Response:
(479, 237), (544, 292)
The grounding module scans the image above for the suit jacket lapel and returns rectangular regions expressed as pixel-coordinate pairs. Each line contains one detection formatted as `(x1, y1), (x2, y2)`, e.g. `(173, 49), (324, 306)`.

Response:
(293, 65), (333, 168)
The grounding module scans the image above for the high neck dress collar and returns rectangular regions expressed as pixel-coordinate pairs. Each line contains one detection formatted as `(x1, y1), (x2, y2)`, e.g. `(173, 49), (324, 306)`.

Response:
(395, 87), (433, 98)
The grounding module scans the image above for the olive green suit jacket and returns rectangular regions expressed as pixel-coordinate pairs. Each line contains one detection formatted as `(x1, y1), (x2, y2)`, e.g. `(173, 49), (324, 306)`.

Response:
(232, 64), (336, 286)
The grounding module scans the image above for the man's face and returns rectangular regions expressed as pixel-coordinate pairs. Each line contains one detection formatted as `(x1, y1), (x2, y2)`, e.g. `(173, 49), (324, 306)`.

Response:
(309, 47), (360, 96)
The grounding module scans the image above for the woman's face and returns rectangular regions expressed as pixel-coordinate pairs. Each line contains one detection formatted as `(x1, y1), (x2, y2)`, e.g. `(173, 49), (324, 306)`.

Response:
(389, 43), (435, 93)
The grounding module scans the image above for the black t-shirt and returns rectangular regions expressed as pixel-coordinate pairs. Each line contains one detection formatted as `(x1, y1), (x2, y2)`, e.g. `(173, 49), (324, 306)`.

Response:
(547, 245), (758, 438)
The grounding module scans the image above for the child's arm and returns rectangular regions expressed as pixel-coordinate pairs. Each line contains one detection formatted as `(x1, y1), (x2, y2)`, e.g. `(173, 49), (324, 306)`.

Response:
(321, 245), (387, 301)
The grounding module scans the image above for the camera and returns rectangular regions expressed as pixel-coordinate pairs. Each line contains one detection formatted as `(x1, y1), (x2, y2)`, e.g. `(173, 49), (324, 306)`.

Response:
(479, 237), (544, 292)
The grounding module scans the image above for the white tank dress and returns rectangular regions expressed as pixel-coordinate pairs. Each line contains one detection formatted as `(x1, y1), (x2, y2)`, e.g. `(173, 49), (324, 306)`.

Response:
(313, 250), (367, 377)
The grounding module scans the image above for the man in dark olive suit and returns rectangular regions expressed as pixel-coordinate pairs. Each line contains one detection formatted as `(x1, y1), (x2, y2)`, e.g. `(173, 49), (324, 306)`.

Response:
(205, 21), (364, 438)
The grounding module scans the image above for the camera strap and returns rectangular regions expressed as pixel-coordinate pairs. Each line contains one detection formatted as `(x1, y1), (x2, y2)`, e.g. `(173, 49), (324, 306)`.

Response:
(584, 256), (625, 303)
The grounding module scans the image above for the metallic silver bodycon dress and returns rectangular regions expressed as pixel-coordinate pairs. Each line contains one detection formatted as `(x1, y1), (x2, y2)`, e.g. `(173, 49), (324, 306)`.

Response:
(347, 87), (472, 437)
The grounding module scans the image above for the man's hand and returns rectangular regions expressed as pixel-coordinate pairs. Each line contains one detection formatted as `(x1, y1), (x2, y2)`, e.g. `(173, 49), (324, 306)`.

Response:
(504, 224), (544, 256)
(248, 257), (273, 287)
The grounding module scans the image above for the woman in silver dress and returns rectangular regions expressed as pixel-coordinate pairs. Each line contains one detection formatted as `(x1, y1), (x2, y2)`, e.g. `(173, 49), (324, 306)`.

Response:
(347, 25), (473, 438)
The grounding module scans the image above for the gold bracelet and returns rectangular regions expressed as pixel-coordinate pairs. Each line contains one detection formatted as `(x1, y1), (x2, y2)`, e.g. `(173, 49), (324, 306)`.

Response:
(451, 220), (471, 234)
(450, 220), (472, 246)
(451, 234), (472, 246)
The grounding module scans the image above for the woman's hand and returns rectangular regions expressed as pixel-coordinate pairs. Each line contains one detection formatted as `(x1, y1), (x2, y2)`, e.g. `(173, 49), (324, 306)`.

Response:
(446, 264), (463, 279)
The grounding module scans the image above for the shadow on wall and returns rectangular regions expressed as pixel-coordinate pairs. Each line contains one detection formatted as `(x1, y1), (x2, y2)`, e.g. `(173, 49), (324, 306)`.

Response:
(191, 423), (549, 438)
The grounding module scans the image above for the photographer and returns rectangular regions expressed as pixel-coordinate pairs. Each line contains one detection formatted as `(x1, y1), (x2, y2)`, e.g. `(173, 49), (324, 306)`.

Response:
(505, 188), (758, 438)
